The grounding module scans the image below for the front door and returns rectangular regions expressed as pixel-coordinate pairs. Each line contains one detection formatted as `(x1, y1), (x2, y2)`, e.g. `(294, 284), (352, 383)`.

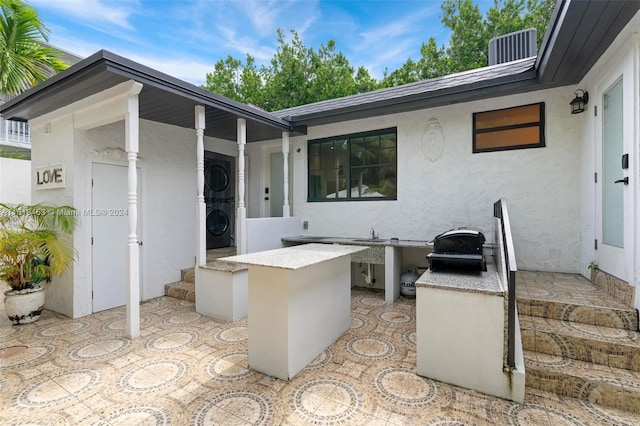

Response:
(596, 61), (634, 282)
(270, 152), (284, 217)
(92, 163), (141, 312)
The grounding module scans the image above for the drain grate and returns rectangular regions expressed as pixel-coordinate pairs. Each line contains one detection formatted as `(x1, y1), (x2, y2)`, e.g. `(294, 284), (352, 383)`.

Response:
(0, 345), (28, 359)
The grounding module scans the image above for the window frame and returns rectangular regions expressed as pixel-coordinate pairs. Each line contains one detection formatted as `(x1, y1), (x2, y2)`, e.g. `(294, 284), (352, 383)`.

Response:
(472, 102), (545, 153)
(307, 127), (398, 202)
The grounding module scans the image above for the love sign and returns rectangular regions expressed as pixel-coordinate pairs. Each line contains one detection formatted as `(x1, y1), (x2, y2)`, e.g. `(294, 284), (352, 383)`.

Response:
(35, 163), (66, 190)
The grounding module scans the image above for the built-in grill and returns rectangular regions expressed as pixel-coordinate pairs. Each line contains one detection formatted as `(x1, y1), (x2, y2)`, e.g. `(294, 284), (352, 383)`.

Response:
(426, 229), (486, 272)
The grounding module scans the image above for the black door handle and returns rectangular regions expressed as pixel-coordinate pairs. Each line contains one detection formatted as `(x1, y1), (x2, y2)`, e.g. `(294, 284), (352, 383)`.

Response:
(614, 177), (629, 185)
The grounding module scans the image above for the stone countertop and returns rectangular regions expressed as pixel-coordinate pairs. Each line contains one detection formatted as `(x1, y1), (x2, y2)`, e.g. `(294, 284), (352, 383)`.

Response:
(282, 236), (434, 249)
(222, 243), (367, 271)
(201, 260), (248, 272)
(415, 262), (504, 295)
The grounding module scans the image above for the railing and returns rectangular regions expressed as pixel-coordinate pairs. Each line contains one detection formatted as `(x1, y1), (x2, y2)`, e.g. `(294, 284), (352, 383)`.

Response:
(494, 198), (518, 368)
(0, 117), (30, 145)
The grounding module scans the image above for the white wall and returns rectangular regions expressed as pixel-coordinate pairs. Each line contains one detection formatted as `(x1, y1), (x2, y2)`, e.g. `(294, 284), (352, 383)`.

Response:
(28, 111), (205, 318)
(77, 119), (198, 306)
(0, 157), (30, 204)
(30, 116), (76, 316)
(288, 88), (582, 273)
(246, 217), (302, 253)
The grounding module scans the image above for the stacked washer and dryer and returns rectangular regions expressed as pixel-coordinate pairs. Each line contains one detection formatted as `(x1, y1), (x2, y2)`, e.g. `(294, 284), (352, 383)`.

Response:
(204, 152), (235, 249)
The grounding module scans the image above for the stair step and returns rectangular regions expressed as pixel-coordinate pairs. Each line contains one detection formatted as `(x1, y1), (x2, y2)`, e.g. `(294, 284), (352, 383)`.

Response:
(164, 281), (195, 302)
(525, 350), (640, 414)
(181, 268), (195, 283)
(520, 315), (640, 371)
(207, 247), (237, 261)
(517, 298), (638, 331)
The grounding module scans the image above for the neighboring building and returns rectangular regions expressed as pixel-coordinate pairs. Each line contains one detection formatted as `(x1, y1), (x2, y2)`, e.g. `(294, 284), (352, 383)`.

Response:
(0, 0), (636, 325)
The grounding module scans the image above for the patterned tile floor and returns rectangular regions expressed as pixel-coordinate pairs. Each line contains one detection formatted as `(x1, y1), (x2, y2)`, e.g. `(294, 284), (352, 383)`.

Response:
(2, 286), (640, 425)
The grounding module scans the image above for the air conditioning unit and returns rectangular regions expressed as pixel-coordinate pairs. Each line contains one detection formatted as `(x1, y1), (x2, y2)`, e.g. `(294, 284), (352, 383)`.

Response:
(488, 28), (537, 66)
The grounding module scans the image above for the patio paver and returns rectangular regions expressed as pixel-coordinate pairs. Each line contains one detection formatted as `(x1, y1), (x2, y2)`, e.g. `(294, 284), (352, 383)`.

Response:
(2, 285), (639, 425)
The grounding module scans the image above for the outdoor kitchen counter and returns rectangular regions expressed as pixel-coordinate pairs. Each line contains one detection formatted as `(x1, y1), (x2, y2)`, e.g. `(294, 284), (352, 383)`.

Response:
(414, 261), (517, 401)
(282, 236), (433, 304)
(415, 261), (504, 295)
(282, 235), (433, 249)
(223, 243), (366, 380)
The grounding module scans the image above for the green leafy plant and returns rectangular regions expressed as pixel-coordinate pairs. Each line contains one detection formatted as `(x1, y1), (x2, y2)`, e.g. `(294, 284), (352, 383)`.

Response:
(587, 261), (599, 270)
(0, 203), (78, 291)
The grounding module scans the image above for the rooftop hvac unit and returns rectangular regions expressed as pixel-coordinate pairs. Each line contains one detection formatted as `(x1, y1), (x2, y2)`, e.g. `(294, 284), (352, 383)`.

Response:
(488, 28), (537, 66)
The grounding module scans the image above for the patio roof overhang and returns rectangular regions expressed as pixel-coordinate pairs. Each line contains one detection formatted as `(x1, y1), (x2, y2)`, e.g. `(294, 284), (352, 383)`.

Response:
(0, 50), (303, 142)
(536, 0), (640, 85)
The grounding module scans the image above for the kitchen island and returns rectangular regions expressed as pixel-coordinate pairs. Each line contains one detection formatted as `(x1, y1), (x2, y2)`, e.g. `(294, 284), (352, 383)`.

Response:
(223, 243), (366, 380)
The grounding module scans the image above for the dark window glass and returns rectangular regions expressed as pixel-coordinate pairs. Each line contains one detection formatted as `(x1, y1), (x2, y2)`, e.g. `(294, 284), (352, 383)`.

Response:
(308, 128), (397, 201)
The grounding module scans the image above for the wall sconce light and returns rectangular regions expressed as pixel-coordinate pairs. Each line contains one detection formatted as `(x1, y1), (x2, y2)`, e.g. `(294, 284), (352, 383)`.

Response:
(570, 89), (589, 114)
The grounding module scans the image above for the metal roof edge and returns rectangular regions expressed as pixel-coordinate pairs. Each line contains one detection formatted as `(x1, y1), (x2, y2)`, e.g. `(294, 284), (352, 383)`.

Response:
(534, 0), (568, 76)
(99, 51), (293, 132)
(0, 50), (108, 117)
(0, 50), (294, 133)
(281, 60), (538, 124)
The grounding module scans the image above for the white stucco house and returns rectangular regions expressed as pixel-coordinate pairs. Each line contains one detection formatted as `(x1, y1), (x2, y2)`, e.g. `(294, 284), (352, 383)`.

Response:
(0, 0), (637, 349)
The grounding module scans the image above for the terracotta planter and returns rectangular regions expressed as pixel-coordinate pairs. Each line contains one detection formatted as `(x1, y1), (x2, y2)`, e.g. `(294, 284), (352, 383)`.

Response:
(4, 286), (45, 325)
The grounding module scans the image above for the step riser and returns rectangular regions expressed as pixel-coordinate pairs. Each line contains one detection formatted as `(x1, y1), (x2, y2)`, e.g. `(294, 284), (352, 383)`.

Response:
(521, 328), (640, 372)
(164, 281), (195, 302)
(526, 366), (640, 414)
(518, 299), (638, 331)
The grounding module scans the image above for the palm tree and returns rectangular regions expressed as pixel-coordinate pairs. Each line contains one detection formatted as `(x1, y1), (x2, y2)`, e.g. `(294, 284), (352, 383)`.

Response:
(0, 0), (66, 95)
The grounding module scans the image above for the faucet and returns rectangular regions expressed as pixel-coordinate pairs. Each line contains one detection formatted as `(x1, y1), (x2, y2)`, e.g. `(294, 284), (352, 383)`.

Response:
(370, 227), (378, 240)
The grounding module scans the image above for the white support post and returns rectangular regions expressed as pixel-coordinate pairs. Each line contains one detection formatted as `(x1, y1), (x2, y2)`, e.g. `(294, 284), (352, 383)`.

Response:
(282, 132), (291, 217)
(195, 106), (206, 266)
(237, 118), (248, 254)
(125, 94), (140, 339)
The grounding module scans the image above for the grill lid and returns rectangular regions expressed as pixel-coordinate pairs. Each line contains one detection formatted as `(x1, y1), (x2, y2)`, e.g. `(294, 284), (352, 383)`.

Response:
(427, 228), (486, 272)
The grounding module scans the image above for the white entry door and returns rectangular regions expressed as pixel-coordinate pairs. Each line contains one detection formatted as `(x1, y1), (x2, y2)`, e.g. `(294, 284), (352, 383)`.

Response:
(596, 62), (634, 282)
(270, 152), (284, 217)
(92, 163), (140, 312)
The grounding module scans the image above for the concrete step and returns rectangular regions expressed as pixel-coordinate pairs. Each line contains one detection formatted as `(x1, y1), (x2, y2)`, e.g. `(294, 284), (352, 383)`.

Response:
(525, 350), (640, 414)
(517, 297), (638, 331)
(181, 268), (195, 283)
(520, 315), (640, 371)
(164, 281), (194, 302)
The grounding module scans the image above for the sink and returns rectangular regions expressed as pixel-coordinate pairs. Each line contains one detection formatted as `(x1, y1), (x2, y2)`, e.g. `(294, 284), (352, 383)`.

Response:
(353, 238), (387, 243)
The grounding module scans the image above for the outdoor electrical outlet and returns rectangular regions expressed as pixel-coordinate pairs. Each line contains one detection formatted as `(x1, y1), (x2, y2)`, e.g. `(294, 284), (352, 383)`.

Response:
(303, 221), (308, 229)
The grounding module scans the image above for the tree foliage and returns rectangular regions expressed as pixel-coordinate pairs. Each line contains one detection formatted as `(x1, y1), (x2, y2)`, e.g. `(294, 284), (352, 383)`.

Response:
(0, 0), (67, 95)
(203, 0), (556, 111)
(205, 29), (376, 111)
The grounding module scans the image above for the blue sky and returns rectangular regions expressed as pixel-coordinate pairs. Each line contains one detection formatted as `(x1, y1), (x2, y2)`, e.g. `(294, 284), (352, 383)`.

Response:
(30, 0), (492, 86)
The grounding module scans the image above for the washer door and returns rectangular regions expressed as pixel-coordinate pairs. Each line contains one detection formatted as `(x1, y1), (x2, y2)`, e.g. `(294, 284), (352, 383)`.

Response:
(207, 209), (229, 237)
(206, 165), (229, 192)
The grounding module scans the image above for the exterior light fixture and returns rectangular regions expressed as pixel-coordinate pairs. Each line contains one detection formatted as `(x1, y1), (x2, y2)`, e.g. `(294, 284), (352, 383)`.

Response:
(570, 89), (589, 114)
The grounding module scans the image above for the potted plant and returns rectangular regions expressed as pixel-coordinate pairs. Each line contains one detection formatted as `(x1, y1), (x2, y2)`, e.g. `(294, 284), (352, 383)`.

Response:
(0, 203), (78, 324)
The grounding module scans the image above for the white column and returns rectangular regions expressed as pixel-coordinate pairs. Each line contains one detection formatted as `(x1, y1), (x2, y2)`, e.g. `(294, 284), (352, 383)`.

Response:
(125, 94), (140, 339)
(195, 106), (206, 266)
(237, 118), (248, 254)
(282, 132), (291, 217)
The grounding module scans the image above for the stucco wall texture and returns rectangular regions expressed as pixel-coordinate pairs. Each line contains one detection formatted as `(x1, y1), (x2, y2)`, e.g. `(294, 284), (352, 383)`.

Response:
(286, 87), (581, 274)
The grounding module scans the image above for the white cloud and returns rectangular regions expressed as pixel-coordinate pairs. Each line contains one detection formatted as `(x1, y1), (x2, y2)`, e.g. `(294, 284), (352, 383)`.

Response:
(31, 0), (136, 30)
